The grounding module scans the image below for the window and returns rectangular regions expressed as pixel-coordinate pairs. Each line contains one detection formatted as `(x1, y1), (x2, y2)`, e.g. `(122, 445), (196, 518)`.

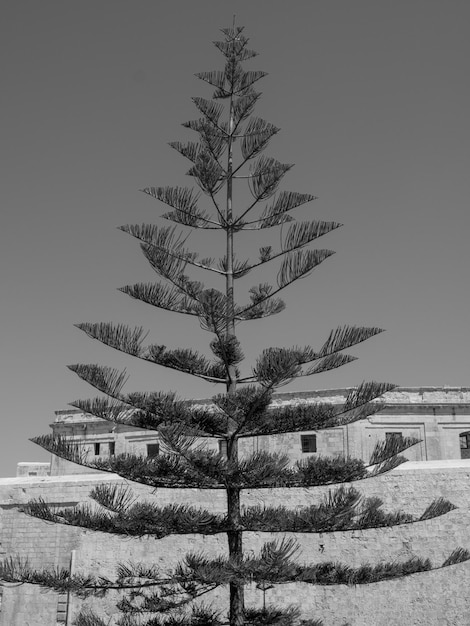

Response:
(94, 442), (114, 456)
(460, 432), (470, 459)
(300, 434), (317, 453)
(147, 443), (160, 457)
(460, 433), (470, 449)
(218, 440), (228, 457)
(385, 432), (403, 444)
(28, 471), (37, 476)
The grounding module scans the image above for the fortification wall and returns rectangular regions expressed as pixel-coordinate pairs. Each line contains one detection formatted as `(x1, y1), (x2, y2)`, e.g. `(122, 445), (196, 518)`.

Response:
(1, 462), (470, 625)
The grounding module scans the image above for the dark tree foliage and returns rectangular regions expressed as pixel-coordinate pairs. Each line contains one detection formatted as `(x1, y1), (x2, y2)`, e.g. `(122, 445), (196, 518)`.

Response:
(1, 25), (468, 626)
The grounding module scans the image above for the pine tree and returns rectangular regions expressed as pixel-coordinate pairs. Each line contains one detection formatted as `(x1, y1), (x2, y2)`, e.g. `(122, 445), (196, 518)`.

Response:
(1, 25), (468, 626)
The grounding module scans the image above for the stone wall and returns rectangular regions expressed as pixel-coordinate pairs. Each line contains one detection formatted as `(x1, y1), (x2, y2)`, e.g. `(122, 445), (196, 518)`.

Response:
(1, 461), (470, 625)
(16, 462), (51, 478)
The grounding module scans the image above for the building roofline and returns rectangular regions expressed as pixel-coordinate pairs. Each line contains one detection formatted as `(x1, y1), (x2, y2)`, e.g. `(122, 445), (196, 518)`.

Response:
(17, 462), (51, 466)
(54, 385), (470, 415)
(53, 386), (470, 423)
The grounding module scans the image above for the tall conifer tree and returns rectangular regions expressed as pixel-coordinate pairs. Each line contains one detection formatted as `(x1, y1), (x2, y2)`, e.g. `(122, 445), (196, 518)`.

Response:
(1, 25), (468, 626)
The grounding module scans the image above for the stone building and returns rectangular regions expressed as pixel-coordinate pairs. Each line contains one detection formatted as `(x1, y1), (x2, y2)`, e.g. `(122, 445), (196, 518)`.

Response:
(47, 386), (470, 477)
(2, 387), (470, 625)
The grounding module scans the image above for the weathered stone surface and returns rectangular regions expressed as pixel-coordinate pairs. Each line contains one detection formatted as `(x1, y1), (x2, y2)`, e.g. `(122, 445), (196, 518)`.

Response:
(16, 462), (50, 478)
(1, 461), (470, 625)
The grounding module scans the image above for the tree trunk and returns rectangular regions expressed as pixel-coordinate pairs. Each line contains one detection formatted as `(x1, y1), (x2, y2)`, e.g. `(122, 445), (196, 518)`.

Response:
(224, 58), (244, 626)
(227, 485), (244, 626)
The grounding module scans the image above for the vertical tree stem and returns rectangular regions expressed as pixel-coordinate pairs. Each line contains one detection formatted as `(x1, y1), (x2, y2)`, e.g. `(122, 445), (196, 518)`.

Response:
(226, 38), (244, 626)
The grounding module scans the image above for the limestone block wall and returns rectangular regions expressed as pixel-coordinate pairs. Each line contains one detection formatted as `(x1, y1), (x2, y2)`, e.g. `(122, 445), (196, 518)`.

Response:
(16, 462), (51, 478)
(0, 477), (82, 625)
(1, 462), (470, 625)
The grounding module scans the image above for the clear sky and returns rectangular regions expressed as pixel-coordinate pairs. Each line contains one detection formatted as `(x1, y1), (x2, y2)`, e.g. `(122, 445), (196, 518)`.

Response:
(1, 1), (469, 477)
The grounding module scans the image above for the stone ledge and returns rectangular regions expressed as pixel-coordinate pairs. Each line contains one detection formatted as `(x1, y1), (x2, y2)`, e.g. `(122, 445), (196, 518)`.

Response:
(0, 472), (120, 486)
(392, 459), (470, 471)
(2, 459), (470, 489)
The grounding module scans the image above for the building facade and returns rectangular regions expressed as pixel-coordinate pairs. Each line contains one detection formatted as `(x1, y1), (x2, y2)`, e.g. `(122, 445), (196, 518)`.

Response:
(43, 386), (470, 478)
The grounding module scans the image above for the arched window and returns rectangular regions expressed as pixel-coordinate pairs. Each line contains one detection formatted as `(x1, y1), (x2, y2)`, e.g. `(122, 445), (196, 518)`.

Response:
(459, 431), (470, 459)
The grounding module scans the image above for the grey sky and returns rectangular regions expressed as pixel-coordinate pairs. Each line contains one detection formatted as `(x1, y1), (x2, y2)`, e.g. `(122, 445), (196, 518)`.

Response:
(1, 1), (469, 477)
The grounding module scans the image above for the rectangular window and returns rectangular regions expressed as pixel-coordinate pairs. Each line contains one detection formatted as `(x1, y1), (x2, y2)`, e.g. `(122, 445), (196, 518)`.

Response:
(147, 443), (160, 457)
(460, 434), (470, 449)
(108, 442), (116, 456)
(385, 432), (403, 444)
(300, 434), (317, 453)
(28, 472), (37, 476)
(218, 440), (228, 457)
(94, 442), (100, 456)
